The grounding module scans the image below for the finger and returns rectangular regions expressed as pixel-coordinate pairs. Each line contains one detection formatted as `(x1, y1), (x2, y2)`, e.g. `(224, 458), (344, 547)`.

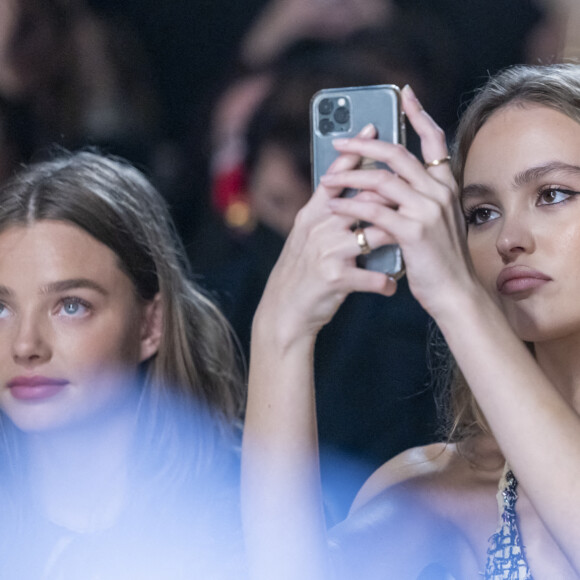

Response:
(291, 194), (361, 236)
(321, 169), (428, 213)
(400, 85), (454, 186)
(327, 123), (377, 175)
(331, 136), (452, 200)
(347, 224), (399, 256)
(346, 267), (398, 297)
(328, 197), (418, 244)
(311, 123), (378, 204)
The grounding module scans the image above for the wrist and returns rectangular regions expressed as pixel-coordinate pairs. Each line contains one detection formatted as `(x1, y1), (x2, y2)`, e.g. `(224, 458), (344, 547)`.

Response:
(252, 301), (317, 357)
(431, 279), (495, 338)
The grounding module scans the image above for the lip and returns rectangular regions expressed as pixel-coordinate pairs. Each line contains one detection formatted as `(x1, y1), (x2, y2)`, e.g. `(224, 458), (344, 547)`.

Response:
(7, 376), (69, 401)
(496, 266), (552, 296)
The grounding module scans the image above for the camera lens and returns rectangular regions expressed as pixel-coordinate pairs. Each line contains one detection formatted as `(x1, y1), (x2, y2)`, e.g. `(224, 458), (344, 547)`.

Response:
(318, 98), (333, 115)
(319, 118), (335, 135)
(334, 106), (349, 124)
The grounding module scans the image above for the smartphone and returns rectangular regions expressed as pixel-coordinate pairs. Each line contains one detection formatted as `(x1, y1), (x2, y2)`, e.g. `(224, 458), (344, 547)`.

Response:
(310, 84), (406, 278)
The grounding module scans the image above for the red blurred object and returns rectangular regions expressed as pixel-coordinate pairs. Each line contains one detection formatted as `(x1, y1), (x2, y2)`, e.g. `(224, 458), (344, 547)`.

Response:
(211, 162), (248, 214)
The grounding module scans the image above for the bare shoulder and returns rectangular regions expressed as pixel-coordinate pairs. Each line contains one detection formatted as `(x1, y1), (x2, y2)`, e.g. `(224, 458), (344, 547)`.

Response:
(350, 442), (459, 513)
(330, 438), (503, 578)
(329, 443), (485, 580)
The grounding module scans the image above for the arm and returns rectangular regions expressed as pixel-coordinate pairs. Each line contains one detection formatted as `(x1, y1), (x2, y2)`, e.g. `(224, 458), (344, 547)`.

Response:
(241, 124), (396, 580)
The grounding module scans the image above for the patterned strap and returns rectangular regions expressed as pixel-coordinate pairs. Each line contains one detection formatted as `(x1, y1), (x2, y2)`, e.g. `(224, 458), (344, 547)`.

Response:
(484, 463), (533, 580)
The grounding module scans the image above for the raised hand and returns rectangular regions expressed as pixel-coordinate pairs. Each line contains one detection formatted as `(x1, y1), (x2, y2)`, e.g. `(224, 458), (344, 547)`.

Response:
(323, 85), (478, 319)
(256, 123), (398, 347)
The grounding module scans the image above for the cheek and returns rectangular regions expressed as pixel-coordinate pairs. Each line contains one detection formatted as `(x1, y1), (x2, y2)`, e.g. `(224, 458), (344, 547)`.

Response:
(57, 317), (143, 379)
(467, 233), (498, 289)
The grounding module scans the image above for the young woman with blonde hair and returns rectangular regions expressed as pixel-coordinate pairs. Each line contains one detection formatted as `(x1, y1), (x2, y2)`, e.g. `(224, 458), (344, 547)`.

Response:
(242, 63), (580, 579)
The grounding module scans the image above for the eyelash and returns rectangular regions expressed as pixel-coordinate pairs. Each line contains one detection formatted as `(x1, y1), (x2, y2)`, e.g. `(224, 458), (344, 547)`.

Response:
(0, 302), (10, 319)
(57, 296), (92, 317)
(463, 186), (580, 226)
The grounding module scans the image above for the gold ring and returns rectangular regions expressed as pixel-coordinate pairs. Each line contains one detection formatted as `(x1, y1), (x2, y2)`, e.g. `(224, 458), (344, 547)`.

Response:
(424, 155), (451, 168)
(355, 228), (371, 255)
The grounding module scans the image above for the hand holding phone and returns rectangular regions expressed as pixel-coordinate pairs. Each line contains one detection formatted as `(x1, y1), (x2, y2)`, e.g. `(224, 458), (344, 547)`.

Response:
(310, 84), (406, 278)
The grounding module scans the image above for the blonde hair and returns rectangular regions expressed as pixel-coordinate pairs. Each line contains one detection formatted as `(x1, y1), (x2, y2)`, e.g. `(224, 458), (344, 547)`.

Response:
(444, 62), (580, 443)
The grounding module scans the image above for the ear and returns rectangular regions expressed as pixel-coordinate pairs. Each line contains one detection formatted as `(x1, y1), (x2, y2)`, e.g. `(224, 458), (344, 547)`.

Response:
(139, 293), (163, 362)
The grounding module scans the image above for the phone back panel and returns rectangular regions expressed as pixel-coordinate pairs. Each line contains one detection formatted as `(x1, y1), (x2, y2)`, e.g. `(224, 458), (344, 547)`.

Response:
(310, 84), (404, 188)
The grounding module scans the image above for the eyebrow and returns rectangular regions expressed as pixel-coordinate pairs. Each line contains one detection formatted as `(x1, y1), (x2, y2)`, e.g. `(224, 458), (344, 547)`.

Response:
(40, 279), (109, 296)
(513, 161), (580, 187)
(461, 161), (580, 202)
(0, 279), (108, 300)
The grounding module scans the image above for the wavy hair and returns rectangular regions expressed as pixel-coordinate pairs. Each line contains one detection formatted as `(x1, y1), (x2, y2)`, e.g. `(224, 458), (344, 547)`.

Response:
(443, 63), (580, 444)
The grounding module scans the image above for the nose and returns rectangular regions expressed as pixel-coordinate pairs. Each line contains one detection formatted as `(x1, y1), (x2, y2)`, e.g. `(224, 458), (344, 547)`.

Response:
(12, 312), (52, 367)
(495, 210), (535, 264)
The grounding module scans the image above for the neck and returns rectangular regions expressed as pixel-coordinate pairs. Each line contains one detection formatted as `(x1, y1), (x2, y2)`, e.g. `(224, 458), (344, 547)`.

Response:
(25, 406), (137, 533)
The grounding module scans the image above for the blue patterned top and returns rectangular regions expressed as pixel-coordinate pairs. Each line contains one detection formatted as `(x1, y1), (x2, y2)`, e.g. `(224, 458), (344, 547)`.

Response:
(484, 466), (533, 580)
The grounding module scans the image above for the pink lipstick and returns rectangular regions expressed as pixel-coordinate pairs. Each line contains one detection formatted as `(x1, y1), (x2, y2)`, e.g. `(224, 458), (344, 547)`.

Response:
(7, 376), (69, 401)
(496, 266), (551, 296)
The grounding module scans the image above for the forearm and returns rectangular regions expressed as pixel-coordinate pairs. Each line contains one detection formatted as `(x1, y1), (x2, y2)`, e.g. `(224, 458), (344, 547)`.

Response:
(438, 285), (580, 569)
(241, 309), (330, 580)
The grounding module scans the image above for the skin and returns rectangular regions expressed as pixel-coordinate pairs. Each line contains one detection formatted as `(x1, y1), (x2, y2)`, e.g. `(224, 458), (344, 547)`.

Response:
(242, 86), (580, 579)
(0, 220), (161, 433)
(0, 219), (162, 531)
(464, 105), (580, 346)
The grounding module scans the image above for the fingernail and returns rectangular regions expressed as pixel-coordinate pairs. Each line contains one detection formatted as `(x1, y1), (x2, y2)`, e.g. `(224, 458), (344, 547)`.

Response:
(360, 123), (375, 137)
(403, 84), (416, 100)
(403, 85), (422, 108)
(332, 138), (349, 147)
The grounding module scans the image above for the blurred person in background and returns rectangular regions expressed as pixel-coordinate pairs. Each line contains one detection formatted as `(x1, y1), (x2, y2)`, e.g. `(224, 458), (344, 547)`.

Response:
(238, 0), (392, 70)
(0, 0), (162, 179)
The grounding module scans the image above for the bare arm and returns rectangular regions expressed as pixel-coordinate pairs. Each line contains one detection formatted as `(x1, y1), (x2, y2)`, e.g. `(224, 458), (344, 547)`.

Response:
(241, 122), (396, 580)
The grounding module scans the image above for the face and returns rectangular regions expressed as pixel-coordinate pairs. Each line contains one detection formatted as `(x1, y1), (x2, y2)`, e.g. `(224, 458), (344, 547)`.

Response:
(249, 143), (311, 237)
(0, 220), (160, 433)
(463, 104), (580, 343)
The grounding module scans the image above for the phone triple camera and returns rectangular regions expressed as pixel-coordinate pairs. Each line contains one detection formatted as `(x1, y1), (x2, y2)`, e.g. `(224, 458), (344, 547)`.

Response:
(318, 97), (350, 135)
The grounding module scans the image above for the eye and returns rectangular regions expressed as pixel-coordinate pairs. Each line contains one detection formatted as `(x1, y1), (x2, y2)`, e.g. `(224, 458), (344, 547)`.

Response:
(0, 303), (11, 319)
(537, 187), (577, 206)
(464, 206), (500, 226)
(57, 297), (91, 318)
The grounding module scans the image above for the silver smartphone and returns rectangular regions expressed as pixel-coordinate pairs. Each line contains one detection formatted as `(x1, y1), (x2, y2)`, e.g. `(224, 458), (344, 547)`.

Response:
(310, 84), (406, 278)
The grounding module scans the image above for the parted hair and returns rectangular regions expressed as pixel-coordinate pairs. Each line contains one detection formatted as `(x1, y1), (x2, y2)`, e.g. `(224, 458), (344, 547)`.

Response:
(0, 150), (244, 487)
(444, 62), (580, 443)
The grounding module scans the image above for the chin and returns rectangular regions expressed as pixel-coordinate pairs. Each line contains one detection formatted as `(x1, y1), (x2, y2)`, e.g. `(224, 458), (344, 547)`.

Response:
(3, 411), (68, 434)
(503, 309), (547, 343)
(507, 313), (580, 345)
